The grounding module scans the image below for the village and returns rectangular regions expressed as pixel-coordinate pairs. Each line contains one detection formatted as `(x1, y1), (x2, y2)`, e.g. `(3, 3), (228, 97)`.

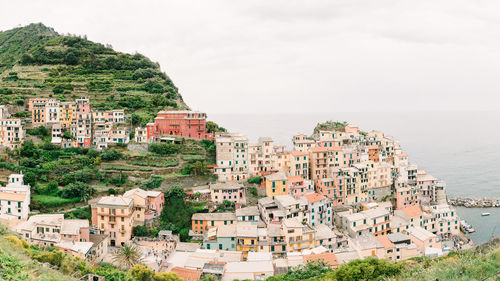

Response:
(0, 97), (471, 281)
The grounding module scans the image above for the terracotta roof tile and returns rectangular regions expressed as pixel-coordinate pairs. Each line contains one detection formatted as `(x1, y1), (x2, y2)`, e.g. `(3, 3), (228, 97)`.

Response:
(171, 267), (202, 281)
(401, 205), (423, 218)
(375, 235), (395, 249)
(303, 253), (338, 268)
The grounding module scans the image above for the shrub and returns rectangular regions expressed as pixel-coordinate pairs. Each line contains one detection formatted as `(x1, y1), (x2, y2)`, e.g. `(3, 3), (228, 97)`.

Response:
(248, 176), (262, 184)
(149, 143), (179, 156)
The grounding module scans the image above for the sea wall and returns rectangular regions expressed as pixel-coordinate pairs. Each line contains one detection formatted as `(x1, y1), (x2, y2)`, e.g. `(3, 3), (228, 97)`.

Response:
(449, 198), (500, 208)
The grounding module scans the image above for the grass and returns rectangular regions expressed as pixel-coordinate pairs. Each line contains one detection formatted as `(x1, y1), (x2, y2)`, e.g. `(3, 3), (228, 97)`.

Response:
(31, 194), (80, 208)
(0, 235), (78, 281)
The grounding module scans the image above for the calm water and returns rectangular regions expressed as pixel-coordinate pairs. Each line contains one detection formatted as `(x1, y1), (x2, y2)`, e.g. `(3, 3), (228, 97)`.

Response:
(210, 111), (500, 244)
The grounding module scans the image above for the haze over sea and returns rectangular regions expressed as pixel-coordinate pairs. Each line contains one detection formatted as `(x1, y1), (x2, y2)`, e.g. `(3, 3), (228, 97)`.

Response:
(210, 111), (500, 244)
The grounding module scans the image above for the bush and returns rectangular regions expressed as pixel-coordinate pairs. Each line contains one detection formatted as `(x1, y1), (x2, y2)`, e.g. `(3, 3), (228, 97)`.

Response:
(149, 143), (179, 156)
(101, 149), (123, 161)
(248, 176), (262, 184)
(140, 175), (163, 190)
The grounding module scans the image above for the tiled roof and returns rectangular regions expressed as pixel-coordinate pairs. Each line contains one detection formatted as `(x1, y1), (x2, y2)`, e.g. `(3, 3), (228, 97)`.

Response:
(401, 205), (423, 218)
(375, 235), (395, 248)
(266, 172), (287, 181)
(0, 192), (26, 202)
(171, 267), (202, 281)
(304, 193), (326, 204)
(290, 151), (309, 156)
(192, 212), (236, 221)
(303, 253), (338, 268)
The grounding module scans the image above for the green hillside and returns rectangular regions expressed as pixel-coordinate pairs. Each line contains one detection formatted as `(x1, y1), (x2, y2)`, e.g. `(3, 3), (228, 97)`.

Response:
(0, 23), (185, 124)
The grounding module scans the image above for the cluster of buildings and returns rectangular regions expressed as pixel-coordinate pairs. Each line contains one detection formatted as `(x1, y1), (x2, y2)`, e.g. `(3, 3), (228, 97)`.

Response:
(171, 123), (463, 279)
(0, 105), (24, 150)
(28, 97), (128, 149)
(0, 173), (30, 221)
(134, 110), (214, 143)
(90, 188), (165, 247)
(27, 99), (215, 149)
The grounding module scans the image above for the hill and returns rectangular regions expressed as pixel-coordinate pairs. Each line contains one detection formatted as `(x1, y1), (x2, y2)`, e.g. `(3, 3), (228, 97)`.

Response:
(0, 23), (185, 124)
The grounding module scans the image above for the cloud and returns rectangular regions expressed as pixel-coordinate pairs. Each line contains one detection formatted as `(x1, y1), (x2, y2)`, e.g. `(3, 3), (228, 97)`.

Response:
(1, 0), (500, 113)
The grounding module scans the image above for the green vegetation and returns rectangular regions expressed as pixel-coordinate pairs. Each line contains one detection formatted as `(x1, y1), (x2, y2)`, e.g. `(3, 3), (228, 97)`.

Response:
(0, 224), (183, 280)
(158, 186), (206, 242)
(313, 121), (349, 134)
(0, 23), (185, 118)
(248, 176), (262, 184)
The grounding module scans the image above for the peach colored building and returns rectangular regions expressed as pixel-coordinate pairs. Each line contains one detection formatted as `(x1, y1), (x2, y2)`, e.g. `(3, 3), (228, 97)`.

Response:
(28, 98), (48, 126)
(209, 182), (246, 204)
(287, 176), (314, 199)
(91, 195), (134, 246)
(290, 151), (309, 179)
(316, 177), (344, 206)
(395, 178), (421, 210)
(123, 188), (165, 226)
(309, 147), (331, 181)
(17, 214), (89, 246)
(405, 226), (441, 254)
(191, 212), (236, 235)
(265, 172), (288, 197)
(0, 118), (24, 150)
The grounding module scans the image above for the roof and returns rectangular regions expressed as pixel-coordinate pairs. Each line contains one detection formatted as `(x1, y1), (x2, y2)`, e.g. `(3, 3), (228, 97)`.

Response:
(314, 224), (335, 240)
(236, 225), (258, 237)
(304, 193), (326, 204)
(235, 206), (259, 217)
(224, 260), (274, 274)
(332, 249), (360, 264)
(290, 151), (308, 157)
(303, 253), (338, 268)
(387, 233), (411, 244)
(61, 219), (89, 235)
(123, 188), (162, 199)
(192, 212), (236, 221)
(274, 195), (299, 207)
(375, 235), (395, 248)
(400, 205), (423, 218)
(287, 175), (303, 183)
(18, 214), (64, 231)
(282, 218), (304, 228)
(0, 192), (26, 202)
(176, 242), (202, 252)
(266, 172), (287, 181)
(247, 252), (272, 261)
(55, 240), (93, 255)
(96, 195), (132, 206)
(89, 234), (108, 246)
(170, 267), (202, 281)
(407, 227), (436, 241)
(209, 182), (244, 191)
(216, 225), (237, 238)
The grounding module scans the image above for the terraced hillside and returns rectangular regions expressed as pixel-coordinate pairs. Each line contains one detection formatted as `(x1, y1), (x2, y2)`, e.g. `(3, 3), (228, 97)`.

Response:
(0, 23), (186, 125)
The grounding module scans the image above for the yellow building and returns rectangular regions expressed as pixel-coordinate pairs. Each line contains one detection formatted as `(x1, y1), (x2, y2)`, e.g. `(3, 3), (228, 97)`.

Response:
(265, 172), (288, 197)
(282, 218), (315, 253)
(236, 224), (259, 259)
(59, 102), (76, 129)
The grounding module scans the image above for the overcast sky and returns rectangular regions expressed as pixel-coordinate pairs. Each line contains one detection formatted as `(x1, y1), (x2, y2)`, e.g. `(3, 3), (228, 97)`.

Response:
(2, 0), (500, 114)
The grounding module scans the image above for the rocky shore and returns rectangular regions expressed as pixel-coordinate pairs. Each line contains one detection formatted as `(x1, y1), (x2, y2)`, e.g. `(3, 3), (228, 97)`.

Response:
(449, 197), (500, 208)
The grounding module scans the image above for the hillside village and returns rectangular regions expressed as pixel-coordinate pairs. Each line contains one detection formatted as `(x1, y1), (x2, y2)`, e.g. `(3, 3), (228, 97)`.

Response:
(0, 23), (487, 281)
(0, 96), (472, 280)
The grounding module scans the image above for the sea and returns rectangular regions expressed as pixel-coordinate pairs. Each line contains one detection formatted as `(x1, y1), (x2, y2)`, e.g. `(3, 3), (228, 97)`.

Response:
(209, 111), (500, 244)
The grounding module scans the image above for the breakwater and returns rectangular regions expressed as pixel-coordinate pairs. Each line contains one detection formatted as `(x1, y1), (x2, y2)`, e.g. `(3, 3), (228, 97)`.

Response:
(449, 198), (500, 208)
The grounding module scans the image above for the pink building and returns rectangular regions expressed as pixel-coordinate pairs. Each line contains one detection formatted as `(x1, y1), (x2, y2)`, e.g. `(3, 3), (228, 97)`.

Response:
(147, 110), (213, 140)
(316, 178), (344, 206)
(395, 180), (421, 210)
(287, 176), (313, 199)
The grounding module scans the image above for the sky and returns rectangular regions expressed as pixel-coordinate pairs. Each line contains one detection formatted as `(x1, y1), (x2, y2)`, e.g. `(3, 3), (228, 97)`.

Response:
(2, 0), (500, 114)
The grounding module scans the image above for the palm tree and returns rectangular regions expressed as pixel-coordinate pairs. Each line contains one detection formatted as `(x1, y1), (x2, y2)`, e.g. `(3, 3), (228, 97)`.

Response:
(112, 243), (143, 269)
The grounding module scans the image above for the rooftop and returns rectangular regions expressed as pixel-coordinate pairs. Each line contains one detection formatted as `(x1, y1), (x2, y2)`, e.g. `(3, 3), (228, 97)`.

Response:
(192, 212), (236, 221)
(235, 206), (259, 217)
(266, 172), (287, 181)
(95, 195), (132, 207)
(170, 267), (202, 281)
(303, 253), (338, 268)
(209, 182), (244, 191)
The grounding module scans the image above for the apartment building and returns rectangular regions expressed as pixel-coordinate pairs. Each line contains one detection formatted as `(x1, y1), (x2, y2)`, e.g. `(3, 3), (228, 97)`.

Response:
(214, 132), (249, 182)
(289, 151), (309, 179)
(146, 110), (213, 140)
(338, 207), (391, 237)
(0, 173), (30, 220)
(209, 182), (246, 205)
(0, 118), (24, 149)
(123, 188), (164, 226)
(287, 176), (314, 199)
(300, 193), (332, 227)
(91, 195), (134, 246)
(249, 137), (275, 176)
(282, 218), (315, 253)
(134, 127), (148, 143)
(292, 134), (316, 152)
(316, 177), (344, 206)
(17, 214), (89, 246)
(395, 177), (421, 210)
(265, 172), (288, 197)
(191, 212), (236, 235)
(203, 225), (237, 251)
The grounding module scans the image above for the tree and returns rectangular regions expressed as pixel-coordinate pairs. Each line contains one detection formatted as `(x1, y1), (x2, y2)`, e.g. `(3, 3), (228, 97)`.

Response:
(149, 143), (179, 156)
(20, 140), (36, 157)
(59, 182), (95, 202)
(190, 161), (209, 176)
(112, 243), (143, 269)
(130, 264), (154, 281)
(153, 272), (183, 281)
(131, 113), (141, 125)
(331, 257), (402, 281)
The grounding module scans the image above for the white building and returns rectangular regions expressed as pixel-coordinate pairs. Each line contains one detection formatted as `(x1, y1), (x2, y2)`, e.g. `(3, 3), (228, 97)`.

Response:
(0, 173), (30, 220)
